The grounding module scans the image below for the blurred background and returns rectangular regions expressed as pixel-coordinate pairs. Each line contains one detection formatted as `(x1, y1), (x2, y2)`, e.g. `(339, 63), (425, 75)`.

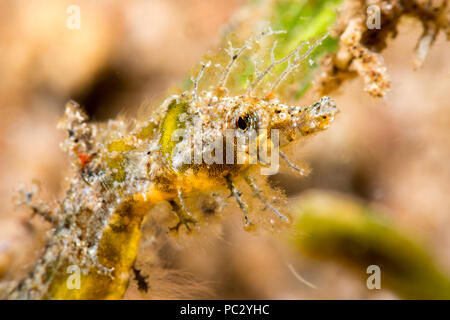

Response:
(0, 0), (448, 299)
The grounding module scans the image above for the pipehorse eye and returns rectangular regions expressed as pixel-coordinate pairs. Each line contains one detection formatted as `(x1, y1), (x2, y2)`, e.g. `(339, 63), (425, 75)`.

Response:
(237, 116), (248, 131)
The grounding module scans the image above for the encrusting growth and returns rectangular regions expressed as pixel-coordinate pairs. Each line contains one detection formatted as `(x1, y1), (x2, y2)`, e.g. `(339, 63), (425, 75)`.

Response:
(5, 28), (338, 300)
(316, 0), (449, 97)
